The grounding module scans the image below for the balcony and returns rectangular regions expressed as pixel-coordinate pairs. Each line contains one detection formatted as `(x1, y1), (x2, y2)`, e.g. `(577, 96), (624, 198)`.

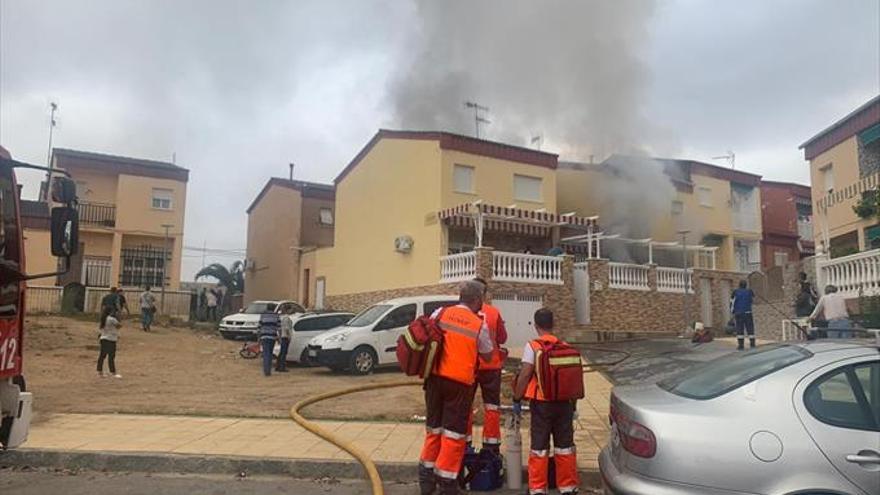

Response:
(78, 201), (116, 228)
(817, 248), (880, 297)
(439, 250), (563, 285)
(797, 219), (813, 240)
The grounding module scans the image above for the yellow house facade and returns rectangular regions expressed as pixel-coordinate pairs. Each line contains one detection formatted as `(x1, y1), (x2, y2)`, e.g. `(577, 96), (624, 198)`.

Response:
(310, 130), (562, 302)
(244, 178), (335, 304)
(557, 155), (763, 272)
(802, 95), (880, 256)
(25, 148), (189, 290)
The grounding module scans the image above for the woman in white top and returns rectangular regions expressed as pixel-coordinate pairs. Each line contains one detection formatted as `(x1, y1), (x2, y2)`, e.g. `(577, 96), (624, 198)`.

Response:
(97, 310), (123, 378)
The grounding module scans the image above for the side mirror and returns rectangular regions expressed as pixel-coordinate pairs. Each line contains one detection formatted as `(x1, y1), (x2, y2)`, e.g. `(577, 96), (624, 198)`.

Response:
(51, 176), (77, 204)
(50, 207), (79, 257)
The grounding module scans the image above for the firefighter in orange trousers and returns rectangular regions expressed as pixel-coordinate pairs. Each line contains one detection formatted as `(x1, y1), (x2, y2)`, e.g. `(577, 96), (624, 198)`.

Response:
(419, 280), (495, 495)
(513, 308), (580, 495)
(466, 277), (507, 453)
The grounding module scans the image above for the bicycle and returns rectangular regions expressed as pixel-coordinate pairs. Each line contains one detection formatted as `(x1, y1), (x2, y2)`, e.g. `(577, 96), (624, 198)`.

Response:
(239, 340), (261, 359)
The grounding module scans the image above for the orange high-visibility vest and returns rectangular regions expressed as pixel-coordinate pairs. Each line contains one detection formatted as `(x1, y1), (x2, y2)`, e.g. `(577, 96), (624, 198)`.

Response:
(478, 303), (504, 370)
(435, 305), (483, 386)
(524, 334), (560, 401)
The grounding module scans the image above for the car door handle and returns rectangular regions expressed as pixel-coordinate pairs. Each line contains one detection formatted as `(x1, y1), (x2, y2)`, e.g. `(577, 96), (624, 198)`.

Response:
(846, 452), (880, 464)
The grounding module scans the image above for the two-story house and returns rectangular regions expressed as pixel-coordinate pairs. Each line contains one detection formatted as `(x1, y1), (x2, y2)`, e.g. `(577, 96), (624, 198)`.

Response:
(26, 148), (189, 290)
(802, 95), (880, 296)
(244, 178), (335, 304)
(557, 155), (764, 273)
(759, 180), (813, 270)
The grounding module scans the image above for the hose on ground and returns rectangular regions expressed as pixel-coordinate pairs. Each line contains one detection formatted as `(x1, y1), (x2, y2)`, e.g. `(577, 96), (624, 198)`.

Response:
(288, 345), (631, 495)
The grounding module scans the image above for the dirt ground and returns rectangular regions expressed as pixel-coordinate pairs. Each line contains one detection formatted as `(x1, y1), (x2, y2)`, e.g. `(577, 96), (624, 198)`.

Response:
(22, 315), (431, 423)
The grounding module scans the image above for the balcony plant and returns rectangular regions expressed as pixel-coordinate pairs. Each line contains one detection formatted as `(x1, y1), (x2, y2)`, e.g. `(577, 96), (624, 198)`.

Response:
(853, 189), (879, 219)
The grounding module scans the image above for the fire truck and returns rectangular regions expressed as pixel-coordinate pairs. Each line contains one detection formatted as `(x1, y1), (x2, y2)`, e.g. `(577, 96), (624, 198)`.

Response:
(0, 146), (79, 449)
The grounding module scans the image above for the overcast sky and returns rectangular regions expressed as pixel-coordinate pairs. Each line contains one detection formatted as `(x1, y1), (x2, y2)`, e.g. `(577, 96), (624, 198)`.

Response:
(1, 0), (878, 281)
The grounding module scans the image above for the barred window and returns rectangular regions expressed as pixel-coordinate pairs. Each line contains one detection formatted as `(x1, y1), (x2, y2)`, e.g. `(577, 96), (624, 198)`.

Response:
(120, 245), (169, 287)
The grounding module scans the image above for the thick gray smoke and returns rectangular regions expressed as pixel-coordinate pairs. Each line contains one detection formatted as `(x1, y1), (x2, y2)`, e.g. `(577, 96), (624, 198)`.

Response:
(388, 0), (663, 160)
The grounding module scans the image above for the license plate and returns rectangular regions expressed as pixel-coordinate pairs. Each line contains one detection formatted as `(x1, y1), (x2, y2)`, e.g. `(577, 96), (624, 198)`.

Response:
(308, 350), (317, 357)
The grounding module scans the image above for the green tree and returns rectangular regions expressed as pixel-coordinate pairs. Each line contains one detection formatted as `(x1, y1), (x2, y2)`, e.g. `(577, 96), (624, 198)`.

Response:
(195, 261), (245, 294)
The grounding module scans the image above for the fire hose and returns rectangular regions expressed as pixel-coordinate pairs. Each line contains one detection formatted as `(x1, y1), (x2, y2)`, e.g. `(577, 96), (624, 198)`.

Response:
(288, 345), (631, 495)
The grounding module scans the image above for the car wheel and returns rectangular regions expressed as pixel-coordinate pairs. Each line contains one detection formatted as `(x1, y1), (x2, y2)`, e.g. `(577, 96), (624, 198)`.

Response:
(349, 346), (377, 375)
(299, 349), (314, 367)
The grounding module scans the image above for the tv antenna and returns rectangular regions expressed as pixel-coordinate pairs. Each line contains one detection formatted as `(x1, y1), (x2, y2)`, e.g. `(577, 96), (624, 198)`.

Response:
(712, 150), (736, 169)
(464, 101), (490, 138)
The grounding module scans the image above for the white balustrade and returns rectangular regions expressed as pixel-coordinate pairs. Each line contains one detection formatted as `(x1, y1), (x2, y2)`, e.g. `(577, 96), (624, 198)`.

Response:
(608, 262), (650, 291)
(657, 267), (692, 293)
(492, 252), (563, 284)
(818, 248), (880, 297)
(439, 251), (478, 283)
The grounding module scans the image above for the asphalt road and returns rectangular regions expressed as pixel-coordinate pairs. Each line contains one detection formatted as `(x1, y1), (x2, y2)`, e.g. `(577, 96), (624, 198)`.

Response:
(581, 337), (738, 386)
(0, 468), (419, 495)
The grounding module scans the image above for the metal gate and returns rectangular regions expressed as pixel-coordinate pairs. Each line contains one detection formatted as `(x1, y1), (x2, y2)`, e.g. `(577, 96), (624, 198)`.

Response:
(493, 293), (543, 351)
(574, 262), (590, 325)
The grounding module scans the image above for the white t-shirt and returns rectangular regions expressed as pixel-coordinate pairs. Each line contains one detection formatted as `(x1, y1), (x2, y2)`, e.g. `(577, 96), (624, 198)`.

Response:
(431, 304), (494, 354)
(522, 342), (536, 365)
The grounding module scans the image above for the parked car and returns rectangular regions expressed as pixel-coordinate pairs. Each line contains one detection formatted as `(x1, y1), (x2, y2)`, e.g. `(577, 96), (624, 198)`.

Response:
(272, 312), (354, 364)
(218, 300), (304, 340)
(600, 340), (880, 495)
(306, 295), (458, 375)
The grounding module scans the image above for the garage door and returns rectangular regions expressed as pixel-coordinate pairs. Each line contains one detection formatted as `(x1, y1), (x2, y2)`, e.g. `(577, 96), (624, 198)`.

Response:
(492, 294), (543, 351)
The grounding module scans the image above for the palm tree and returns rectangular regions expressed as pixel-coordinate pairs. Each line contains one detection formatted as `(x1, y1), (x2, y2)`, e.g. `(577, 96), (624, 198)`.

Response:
(195, 261), (245, 294)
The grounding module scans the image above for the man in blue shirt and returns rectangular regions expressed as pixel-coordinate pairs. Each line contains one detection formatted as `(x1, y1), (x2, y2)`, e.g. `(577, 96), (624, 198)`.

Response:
(730, 280), (755, 350)
(258, 313), (280, 376)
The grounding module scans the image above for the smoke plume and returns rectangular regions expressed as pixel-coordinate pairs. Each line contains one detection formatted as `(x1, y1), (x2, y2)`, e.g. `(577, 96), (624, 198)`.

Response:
(388, 0), (663, 160)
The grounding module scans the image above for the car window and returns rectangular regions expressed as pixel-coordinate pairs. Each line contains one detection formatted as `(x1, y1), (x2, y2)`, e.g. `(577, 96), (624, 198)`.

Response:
(346, 304), (392, 327)
(805, 364), (878, 432)
(376, 304), (417, 331)
(331, 315), (352, 327)
(244, 302), (276, 314)
(0, 169), (20, 318)
(423, 300), (458, 316)
(658, 344), (811, 400)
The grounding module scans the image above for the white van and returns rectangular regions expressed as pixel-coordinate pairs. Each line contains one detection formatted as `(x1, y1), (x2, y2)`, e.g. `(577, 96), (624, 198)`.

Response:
(307, 295), (458, 375)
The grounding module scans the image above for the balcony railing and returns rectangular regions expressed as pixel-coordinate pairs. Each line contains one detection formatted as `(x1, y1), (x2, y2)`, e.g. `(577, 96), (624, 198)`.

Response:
(797, 220), (813, 240)
(657, 267), (692, 293)
(493, 252), (563, 285)
(608, 262), (650, 290)
(77, 201), (116, 228)
(439, 251), (478, 283)
(818, 248), (880, 297)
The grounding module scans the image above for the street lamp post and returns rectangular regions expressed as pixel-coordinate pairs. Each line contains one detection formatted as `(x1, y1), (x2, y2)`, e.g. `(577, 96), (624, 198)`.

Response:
(678, 230), (691, 335)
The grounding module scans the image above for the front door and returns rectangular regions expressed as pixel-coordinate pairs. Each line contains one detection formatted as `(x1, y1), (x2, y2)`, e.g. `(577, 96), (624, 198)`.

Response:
(315, 278), (325, 310)
(574, 263), (590, 325)
(373, 303), (416, 365)
(794, 358), (880, 494)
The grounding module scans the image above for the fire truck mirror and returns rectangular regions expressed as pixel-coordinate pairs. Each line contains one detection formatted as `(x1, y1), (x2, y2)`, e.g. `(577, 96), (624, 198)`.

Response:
(50, 206), (79, 257)
(50, 176), (77, 204)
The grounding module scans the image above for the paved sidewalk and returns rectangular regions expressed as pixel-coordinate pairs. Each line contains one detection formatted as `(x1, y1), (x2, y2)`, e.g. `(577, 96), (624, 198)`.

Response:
(22, 372), (611, 470)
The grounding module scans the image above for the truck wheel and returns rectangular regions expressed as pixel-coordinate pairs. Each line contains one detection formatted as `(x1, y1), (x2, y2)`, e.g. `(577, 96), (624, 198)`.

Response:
(349, 346), (377, 375)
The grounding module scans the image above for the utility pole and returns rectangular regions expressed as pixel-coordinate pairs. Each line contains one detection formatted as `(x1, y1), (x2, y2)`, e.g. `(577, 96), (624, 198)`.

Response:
(464, 101), (490, 138)
(160, 224), (174, 313)
(43, 102), (58, 201)
(289, 162), (295, 180)
(678, 229), (691, 335)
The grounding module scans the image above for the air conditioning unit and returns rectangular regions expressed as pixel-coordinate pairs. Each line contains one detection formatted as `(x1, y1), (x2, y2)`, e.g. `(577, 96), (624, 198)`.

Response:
(394, 236), (414, 253)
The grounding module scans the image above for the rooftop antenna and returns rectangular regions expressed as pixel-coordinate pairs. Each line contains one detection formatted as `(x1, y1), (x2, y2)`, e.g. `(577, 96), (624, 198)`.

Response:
(530, 133), (543, 150)
(464, 101), (490, 138)
(711, 150), (736, 169)
(289, 162), (295, 180)
(42, 101), (58, 201)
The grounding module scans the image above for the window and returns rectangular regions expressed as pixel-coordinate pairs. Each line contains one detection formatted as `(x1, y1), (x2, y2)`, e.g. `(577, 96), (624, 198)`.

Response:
(513, 174), (542, 202)
(804, 362), (878, 431)
(821, 164), (834, 194)
(295, 314), (349, 332)
(346, 304), (392, 327)
(0, 170), (21, 317)
(659, 344), (811, 400)
(375, 303), (417, 331)
(319, 208), (334, 225)
(697, 186), (712, 207)
(244, 302), (277, 314)
(120, 245), (169, 287)
(671, 200), (684, 215)
(774, 251), (789, 267)
(423, 300), (458, 316)
(151, 188), (173, 210)
(278, 302), (304, 314)
(454, 164), (475, 194)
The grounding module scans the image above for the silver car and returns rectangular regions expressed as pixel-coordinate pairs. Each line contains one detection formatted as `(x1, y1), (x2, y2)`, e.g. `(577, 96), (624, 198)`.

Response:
(600, 340), (880, 495)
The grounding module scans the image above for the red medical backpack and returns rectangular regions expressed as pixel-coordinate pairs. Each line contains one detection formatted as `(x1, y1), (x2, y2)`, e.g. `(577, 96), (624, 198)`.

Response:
(534, 339), (585, 401)
(396, 312), (445, 379)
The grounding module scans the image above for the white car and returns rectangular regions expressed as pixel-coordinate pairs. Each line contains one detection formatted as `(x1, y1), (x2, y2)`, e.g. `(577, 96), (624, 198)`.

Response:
(307, 295), (458, 375)
(218, 300), (304, 340)
(272, 312), (354, 364)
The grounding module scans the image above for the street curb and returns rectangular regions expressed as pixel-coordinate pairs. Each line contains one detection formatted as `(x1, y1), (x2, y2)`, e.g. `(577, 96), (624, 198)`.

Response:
(0, 448), (600, 485)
